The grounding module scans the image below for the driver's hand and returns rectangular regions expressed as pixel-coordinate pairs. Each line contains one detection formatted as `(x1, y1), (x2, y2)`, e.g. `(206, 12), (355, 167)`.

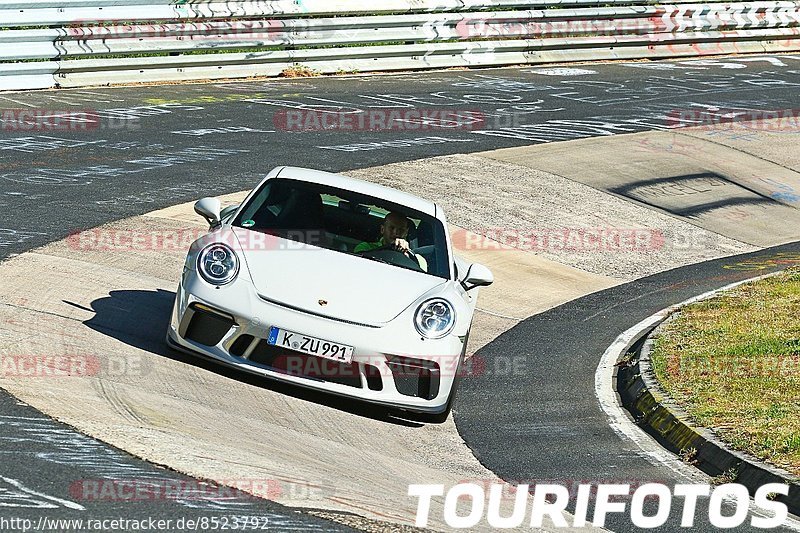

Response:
(390, 238), (411, 253)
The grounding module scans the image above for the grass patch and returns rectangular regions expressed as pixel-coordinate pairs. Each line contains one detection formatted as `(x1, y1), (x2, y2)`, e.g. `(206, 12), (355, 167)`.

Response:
(650, 268), (800, 476)
(279, 64), (321, 78)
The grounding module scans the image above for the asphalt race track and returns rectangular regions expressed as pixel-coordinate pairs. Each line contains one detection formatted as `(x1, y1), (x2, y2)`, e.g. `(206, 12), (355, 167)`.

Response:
(1, 54), (800, 531)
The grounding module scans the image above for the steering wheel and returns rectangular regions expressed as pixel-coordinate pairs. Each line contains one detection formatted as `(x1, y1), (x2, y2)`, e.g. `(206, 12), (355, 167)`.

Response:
(356, 245), (423, 271)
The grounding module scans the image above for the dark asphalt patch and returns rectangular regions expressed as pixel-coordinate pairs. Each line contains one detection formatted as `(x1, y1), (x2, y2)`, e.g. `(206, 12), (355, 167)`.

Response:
(0, 394), (355, 532)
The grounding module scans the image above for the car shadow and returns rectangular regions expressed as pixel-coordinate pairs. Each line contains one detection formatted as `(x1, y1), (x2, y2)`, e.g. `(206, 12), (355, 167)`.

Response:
(76, 289), (425, 427)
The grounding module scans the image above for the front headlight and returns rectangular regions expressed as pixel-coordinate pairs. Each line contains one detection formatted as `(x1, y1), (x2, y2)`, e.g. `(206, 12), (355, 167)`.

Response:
(197, 243), (239, 285)
(414, 298), (455, 339)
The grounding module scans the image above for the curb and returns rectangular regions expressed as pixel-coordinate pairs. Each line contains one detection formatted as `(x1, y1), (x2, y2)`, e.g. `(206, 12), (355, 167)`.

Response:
(615, 283), (800, 517)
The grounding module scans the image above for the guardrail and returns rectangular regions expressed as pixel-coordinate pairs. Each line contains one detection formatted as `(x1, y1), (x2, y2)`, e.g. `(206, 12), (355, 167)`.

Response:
(1, 0), (799, 91)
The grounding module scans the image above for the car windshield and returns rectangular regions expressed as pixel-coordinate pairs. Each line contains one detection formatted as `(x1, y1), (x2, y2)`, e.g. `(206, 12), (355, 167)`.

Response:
(232, 178), (451, 279)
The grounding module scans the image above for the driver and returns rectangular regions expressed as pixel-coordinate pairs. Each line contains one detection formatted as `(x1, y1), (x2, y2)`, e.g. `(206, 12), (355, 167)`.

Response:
(354, 212), (428, 272)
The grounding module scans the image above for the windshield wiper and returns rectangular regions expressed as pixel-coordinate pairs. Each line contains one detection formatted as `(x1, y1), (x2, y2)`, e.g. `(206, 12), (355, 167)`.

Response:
(357, 254), (392, 266)
(354, 253), (432, 275)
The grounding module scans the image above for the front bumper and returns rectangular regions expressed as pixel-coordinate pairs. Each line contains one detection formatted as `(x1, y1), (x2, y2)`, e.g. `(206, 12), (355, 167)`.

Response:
(166, 271), (465, 414)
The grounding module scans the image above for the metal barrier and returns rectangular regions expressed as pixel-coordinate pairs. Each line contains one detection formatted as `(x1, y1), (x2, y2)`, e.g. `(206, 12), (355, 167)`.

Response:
(1, 0), (799, 90)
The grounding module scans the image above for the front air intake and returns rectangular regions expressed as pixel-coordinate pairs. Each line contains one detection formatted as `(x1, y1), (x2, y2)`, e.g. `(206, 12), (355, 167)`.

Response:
(229, 334), (255, 357)
(386, 355), (440, 400)
(180, 304), (235, 347)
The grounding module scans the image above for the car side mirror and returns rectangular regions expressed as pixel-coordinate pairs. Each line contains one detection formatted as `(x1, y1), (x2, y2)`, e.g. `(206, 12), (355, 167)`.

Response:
(219, 204), (240, 223)
(195, 197), (222, 228)
(462, 263), (493, 292)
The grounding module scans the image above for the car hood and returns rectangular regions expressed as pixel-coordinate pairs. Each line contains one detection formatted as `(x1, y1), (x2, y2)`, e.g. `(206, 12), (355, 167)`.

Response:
(233, 228), (447, 325)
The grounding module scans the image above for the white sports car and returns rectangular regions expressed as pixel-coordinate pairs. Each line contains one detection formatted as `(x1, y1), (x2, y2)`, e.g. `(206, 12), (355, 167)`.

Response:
(166, 166), (493, 421)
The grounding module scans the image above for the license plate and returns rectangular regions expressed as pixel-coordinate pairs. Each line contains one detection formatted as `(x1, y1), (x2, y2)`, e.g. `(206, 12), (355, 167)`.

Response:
(267, 326), (354, 364)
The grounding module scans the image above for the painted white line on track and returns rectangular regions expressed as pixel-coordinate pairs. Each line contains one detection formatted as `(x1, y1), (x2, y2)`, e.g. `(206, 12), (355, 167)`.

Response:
(475, 307), (524, 321)
(0, 97), (37, 108)
(594, 272), (800, 531)
(528, 68), (597, 76)
(0, 476), (86, 510)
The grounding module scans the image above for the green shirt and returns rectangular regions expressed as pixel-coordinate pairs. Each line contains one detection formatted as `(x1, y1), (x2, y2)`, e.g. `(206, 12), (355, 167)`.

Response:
(353, 240), (383, 254)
